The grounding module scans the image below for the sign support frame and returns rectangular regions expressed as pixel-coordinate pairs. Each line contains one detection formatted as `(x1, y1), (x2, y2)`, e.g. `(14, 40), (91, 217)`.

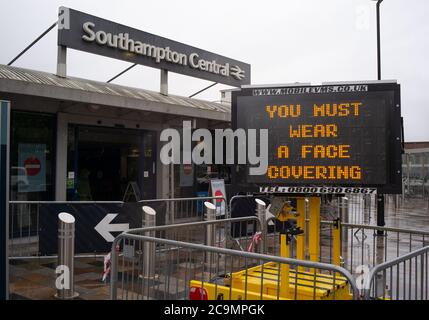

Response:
(160, 69), (168, 95)
(56, 45), (67, 78)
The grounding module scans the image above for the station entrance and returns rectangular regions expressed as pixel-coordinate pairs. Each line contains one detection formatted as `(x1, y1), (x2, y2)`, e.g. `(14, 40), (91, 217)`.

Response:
(66, 125), (156, 201)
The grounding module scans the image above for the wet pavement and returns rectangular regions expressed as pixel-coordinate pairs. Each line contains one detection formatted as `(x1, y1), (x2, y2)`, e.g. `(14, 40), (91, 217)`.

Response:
(383, 197), (429, 231)
(9, 257), (109, 300)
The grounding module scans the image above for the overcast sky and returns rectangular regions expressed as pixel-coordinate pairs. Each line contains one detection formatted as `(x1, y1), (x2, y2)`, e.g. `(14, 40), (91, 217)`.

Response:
(0, 0), (428, 141)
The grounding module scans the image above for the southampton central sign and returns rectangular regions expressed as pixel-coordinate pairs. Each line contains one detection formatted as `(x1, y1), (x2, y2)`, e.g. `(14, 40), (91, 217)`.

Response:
(58, 7), (251, 86)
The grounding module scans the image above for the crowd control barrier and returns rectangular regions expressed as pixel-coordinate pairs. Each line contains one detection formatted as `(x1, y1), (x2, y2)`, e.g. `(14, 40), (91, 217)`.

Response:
(110, 203), (359, 300)
(363, 245), (429, 300)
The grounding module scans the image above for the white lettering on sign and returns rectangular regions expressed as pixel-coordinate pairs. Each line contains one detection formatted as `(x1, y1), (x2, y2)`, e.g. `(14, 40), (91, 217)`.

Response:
(258, 186), (377, 195)
(81, 22), (245, 80)
(55, 265), (70, 290)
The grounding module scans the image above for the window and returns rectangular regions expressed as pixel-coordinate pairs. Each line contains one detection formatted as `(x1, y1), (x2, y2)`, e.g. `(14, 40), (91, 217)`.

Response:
(10, 111), (56, 201)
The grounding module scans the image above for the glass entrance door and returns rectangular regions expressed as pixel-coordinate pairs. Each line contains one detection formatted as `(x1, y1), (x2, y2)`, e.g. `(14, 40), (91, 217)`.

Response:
(66, 124), (156, 201)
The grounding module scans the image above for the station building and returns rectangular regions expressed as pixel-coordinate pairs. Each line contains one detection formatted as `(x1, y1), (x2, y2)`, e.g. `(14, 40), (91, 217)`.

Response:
(0, 3), (255, 205)
(0, 64), (232, 203)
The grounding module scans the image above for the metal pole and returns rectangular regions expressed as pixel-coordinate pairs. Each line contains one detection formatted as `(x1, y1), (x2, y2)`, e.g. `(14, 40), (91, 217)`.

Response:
(364, 194), (371, 221)
(8, 21), (58, 66)
(55, 212), (78, 299)
(204, 202), (216, 266)
(188, 82), (218, 98)
(376, 194), (385, 235)
(169, 164), (175, 224)
(339, 196), (349, 247)
(255, 199), (266, 254)
(107, 63), (137, 83)
(339, 196), (349, 223)
(376, 0), (383, 81)
(375, 0), (385, 234)
(142, 206), (157, 279)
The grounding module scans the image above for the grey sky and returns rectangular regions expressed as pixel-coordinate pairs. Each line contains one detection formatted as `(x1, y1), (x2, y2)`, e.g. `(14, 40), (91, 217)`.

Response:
(0, 0), (428, 141)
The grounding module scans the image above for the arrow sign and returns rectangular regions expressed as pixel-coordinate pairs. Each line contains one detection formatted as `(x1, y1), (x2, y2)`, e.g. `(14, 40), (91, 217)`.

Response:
(94, 213), (129, 242)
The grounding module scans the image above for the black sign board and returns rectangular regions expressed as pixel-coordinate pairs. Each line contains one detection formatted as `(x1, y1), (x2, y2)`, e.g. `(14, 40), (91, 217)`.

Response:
(232, 82), (402, 194)
(38, 202), (165, 255)
(58, 7), (250, 87)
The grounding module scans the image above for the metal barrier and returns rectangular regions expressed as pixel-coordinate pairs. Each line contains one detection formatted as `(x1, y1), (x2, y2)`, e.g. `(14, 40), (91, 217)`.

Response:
(319, 221), (429, 275)
(320, 194), (374, 225)
(363, 245), (429, 300)
(124, 215), (263, 254)
(229, 194), (374, 232)
(8, 197), (225, 258)
(110, 221), (359, 300)
(262, 215), (429, 283)
(139, 196), (227, 225)
(9, 196), (428, 300)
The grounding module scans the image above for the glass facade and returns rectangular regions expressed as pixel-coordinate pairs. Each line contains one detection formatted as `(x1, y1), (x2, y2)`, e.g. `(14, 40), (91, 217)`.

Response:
(9, 111), (231, 202)
(9, 111), (56, 201)
(66, 125), (156, 201)
(173, 128), (232, 198)
(402, 151), (429, 197)
(174, 163), (231, 198)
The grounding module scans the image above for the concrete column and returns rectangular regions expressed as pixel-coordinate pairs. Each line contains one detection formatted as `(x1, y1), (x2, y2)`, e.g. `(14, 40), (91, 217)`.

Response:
(156, 128), (171, 226)
(55, 113), (68, 200)
(160, 69), (168, 95)
(156, 129), (170, 200)
(56, 46), (67, 78)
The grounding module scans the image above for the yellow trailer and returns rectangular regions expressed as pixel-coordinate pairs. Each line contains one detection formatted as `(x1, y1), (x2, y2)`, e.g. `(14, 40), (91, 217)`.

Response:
(189, 196), (352, 300)
(224, 262), (352, 300)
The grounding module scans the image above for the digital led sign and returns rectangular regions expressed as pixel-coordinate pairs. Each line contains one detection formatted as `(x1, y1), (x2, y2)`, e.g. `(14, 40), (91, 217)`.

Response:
(232, 82), (402, 194)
